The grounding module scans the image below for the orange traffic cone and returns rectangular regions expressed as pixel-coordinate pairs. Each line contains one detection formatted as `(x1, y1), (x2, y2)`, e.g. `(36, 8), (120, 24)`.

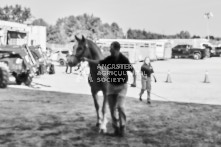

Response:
(165, 70), (172, 83)
(203, 71), (210, 83)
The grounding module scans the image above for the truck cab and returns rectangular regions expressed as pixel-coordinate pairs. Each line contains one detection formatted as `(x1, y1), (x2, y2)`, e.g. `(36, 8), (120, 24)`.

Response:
(172, 44), (192, 58)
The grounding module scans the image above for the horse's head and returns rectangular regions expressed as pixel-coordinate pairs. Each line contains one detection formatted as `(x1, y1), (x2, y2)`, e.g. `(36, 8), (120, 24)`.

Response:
(73, 35), (103, 66)
(71, 35), (91, 66)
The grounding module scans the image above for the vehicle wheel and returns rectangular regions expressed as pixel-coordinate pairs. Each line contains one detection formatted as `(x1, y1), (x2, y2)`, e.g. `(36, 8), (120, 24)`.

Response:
(193, 53), (201, 60)
(24, 76), (32, 86)
(0, 67), (9, 88)
(49, 64), (55, 74)
(59, 59), (65, 66)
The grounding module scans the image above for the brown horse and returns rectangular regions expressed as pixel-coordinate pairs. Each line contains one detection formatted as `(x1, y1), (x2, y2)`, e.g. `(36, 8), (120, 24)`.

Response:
(70, 35), (108, 133)
(65, 54), (82, 74)
(65, 54), (74, 73)
(65, 44), (78, 74)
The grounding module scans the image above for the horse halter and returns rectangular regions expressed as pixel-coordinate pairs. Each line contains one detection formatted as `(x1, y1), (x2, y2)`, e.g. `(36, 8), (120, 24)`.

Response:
(74, 43), (88, 61)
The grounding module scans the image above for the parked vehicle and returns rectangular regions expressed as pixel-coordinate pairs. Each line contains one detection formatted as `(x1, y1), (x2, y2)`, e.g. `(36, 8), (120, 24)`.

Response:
(29, 45), (55, 75)
(56, 50), (70, 66)
(172, 44), (212, 60)
(214, 45), (221, 57)
(0, 45), (37, 88)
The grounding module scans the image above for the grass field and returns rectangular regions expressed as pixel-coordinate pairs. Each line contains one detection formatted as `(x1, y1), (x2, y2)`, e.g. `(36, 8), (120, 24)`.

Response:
(1, 88), (221, 147)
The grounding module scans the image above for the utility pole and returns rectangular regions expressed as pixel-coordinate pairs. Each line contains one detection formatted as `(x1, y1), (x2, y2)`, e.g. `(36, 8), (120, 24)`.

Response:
(204, 12), (213, 40)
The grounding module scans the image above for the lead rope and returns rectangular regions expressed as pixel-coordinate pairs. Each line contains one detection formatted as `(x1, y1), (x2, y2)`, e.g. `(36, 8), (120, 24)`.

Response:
(127, 82), (172, 102)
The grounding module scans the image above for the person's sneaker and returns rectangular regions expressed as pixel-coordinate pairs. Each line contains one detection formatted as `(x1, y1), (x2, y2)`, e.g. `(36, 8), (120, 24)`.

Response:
(147, 100), (151, 104)
(139, 98), (142, 101)
(119, 126), (126, 137)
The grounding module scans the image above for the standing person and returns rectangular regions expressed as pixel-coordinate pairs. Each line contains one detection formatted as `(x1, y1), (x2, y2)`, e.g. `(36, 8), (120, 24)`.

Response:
(139, 57), (157, 104)
(82, 41), (136, 137)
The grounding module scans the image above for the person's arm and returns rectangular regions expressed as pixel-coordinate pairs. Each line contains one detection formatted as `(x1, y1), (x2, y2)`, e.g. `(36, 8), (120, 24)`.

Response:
(127, 62), (136, 87)
(81, 57), (99, 64)
(151, 66), (157, 82)
(152, 73), (157, 83)
(131, 67), (137, 87)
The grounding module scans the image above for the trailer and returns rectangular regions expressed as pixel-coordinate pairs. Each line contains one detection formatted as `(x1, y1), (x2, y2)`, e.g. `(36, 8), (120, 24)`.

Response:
(0, 20), (46, 51)
(97, 39), (172, 62)
(97, 39), (141, 63)
(155, 41), (172, 60)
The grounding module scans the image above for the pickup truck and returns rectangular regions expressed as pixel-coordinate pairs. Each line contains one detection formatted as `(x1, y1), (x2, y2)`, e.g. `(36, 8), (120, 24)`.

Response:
(214, 46), (221, 57)
(172, 44), (212, 60)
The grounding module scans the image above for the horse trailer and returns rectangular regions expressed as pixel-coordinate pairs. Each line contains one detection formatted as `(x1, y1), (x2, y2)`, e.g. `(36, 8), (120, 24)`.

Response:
(97, 39), (141, 63)
(97, 39), (172, 63)
(155, 41), (172, 60)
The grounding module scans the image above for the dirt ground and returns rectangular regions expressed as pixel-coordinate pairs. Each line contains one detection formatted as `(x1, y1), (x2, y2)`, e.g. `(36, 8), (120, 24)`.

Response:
(1, 57), (221, 147)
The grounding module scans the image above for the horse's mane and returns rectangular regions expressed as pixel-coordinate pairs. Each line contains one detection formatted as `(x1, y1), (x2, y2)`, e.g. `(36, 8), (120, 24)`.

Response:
(86, 39), (104, 60)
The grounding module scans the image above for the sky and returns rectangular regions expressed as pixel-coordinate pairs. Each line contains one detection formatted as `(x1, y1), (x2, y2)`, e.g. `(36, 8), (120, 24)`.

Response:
(1, 0), (221, 37)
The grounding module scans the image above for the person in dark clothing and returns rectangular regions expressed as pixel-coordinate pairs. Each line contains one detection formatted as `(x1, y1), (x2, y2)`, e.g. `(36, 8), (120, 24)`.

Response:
(82, 41), (136, 137)
(139, 57), (157, 104)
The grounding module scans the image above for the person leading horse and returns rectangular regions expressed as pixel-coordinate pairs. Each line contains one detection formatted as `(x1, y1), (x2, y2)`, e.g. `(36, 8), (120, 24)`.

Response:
(82, 41), (136, 137)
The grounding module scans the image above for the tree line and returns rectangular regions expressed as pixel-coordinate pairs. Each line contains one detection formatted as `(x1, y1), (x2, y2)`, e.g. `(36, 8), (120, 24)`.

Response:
(1, 5), (220, 44)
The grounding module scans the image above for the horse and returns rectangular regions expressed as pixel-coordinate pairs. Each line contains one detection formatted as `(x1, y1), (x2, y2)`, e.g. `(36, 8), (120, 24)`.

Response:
(65, 45), (78, 74)
(66, 55), (89, 75)
(65, 54), (75, 74)
(70, 35), (108, 133)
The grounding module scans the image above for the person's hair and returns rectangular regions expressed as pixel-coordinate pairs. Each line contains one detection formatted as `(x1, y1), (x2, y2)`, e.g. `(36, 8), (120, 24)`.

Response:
(144, 57), (150, 64)
(111, 41), (121, 51)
